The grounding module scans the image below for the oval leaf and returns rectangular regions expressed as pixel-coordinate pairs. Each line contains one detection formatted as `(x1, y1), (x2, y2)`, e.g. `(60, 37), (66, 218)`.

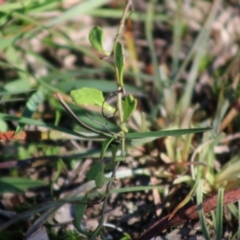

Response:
(89, 26), (110, 56)
(86, 162), (104, 181)
(70, 87), (115, 113)
(86, 162), (109, 188)
(95, 171), (109, 188)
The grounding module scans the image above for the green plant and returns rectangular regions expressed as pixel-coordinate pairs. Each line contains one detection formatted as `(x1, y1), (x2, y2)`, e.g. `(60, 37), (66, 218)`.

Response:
(0, 0), (210, 239)
(2, 0), (240, 239)
(54, 1), (210, 238)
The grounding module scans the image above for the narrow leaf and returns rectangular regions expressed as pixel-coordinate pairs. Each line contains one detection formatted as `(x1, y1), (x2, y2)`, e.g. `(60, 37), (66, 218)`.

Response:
(0, 177), (47, 194)
(197, 180), (211, 240)
(73, 197), (91, 236)
(0, 113), (97, 139)
(114, 41), (125, 86)
(100, 137), (115, 160)
(0, 130), (103, 141)
(127, 127), (211, 146)
(215, 188), (224, 240)
(127, 127), (211, 139)
(104, 144), (118, 171)
(122, 95), (137, 122)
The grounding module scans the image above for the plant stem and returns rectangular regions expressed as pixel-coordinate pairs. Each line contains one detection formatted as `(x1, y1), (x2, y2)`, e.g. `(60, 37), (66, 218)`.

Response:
(113, 1), (133, 157)
(92, 2), (133, 238)
(114, 0), (133, 48)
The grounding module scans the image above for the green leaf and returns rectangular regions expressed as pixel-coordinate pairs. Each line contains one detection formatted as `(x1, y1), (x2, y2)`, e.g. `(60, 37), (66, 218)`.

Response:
(15, 87), (50, 134)
(126, 127), (211, 146)
(120, 232), (131, 240)
(0, 177), (47, 194)
(70, 87), (115, 113)
(73, 197), (91, 236)
(114, 41), (125, 87)
(215, 188), (224, 240)
(104, 144), (118, 171)
(3, 79), (31, 92)
(0, 112), (97, 139)
(122, 94), (137, 122)
(86, 162), (104, 181)
(95, 171), (109, 188)
(197, 180), (211, 240)
(89, 26), (110, 56)
(100, 137), (115, 160)
(86, 162), (109, 188)
(0, 119), (8, 131)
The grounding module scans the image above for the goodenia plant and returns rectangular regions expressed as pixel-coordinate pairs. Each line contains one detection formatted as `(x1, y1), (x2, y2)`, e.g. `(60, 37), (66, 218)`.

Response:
(56, 1), (211, 238)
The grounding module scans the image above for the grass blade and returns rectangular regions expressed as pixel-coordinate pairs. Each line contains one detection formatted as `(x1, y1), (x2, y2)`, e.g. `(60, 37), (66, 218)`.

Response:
(215, 188), (224, 240)
(196, 179), (211, 240)
(0, 112), (99, 139)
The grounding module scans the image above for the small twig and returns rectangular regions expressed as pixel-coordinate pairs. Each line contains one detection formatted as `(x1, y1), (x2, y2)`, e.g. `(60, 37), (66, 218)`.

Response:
(114, 0), (134, 45)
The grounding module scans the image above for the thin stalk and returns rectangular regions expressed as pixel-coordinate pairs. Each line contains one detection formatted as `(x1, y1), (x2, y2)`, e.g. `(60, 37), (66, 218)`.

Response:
(112, 1), (133, 157)
(114, 0), (133, 49)
(92, 2), (132, 238)
(92, 162), (119, 239)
